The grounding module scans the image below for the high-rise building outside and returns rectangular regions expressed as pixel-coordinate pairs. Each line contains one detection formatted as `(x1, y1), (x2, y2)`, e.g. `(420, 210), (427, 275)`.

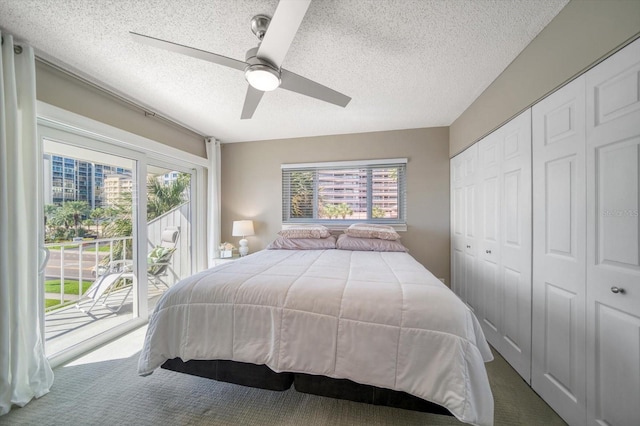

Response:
(103, 174), (134, 207)
(43, 154), (132, 208)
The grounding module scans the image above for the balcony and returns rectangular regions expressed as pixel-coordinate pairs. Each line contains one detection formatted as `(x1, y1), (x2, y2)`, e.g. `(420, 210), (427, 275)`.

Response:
(45, 237), (132, 357)
(44, 203), (191, 360)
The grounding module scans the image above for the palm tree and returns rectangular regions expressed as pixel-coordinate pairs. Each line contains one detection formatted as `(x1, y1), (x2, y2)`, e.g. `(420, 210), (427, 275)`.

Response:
(90, 207), (107, 237)
(335, 203), (353, 219)
(147, 173), (190, 220)
(372, 206), (386, 219)
(290, 171), (313, 218)
(47, 209), (69, 241)
(62, 201), (90, 237)
(322, 204), (338, 219)
(44, 204), (60, 241)
(82, 219), (94, 236)
(102, 194), (133, 262)
(101, 174), (189, 263)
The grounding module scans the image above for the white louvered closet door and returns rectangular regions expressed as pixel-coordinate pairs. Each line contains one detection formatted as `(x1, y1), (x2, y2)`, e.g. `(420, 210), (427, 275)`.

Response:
(585, 38), (640, 426)
(531, 75), (587, 426)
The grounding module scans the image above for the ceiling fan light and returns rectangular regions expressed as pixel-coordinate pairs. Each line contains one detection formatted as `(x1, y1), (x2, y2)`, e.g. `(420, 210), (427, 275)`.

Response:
(245, 64), (281, 91)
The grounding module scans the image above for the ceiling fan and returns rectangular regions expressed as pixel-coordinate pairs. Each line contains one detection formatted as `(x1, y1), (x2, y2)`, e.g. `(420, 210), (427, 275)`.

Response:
(130, 0), (351, 120)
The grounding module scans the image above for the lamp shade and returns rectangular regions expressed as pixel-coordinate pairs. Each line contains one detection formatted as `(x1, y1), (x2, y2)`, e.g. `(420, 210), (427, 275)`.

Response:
(232, 220), (255, 237)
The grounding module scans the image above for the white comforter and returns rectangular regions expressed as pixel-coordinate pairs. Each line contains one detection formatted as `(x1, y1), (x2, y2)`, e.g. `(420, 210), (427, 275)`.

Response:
(138, 249), (494, 426)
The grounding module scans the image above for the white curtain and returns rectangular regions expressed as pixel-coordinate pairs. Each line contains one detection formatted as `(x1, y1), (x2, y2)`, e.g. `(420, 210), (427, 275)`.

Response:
(0, 33), (54, 416)
(205, 137), (221, 268)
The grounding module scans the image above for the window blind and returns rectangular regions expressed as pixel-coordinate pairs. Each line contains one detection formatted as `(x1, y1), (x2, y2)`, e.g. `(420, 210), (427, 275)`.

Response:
(282, 159), (407, 225)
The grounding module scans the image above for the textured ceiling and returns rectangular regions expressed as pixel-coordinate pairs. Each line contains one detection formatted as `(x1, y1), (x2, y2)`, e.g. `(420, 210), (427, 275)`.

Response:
(0, 0), (568, 143)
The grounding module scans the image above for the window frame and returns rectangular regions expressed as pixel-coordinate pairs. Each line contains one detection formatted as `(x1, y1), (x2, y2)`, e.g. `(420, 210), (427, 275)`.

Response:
(282, 158), (407, 229)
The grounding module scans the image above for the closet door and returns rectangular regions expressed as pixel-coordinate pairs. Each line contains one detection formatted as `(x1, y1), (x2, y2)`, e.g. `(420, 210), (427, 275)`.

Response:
(497, 110), (532, 382)
(451, 144), (479, 305)
(451, 150), (466, 300)
(532, 76), (587, 426)
(477, 110), (532, 382)
(463, 144), (480, 307)
(478, 131), (501, 343)
(586, 39), (640, 426)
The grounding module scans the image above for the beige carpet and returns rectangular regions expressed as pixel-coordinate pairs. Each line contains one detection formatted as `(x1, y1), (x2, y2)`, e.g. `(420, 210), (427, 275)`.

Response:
(1, 330), (566, 426)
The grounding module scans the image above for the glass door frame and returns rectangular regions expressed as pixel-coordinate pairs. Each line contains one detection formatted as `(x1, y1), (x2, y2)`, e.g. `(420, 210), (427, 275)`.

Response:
(146, 157), (199, 278)
(38, 122), (149, 365)
(37, 102), (209, 367)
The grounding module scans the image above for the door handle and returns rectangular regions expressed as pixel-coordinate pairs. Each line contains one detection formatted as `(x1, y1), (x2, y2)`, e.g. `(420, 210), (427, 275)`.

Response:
(611, 286), (625, 294)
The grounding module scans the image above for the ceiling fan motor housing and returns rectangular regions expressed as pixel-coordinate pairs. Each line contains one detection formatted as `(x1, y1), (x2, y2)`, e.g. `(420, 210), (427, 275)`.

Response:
(244, 46), (281, 91)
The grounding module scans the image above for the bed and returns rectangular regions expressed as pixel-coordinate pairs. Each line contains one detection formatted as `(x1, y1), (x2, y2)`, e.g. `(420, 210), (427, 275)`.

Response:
(138, 234), (494, 426)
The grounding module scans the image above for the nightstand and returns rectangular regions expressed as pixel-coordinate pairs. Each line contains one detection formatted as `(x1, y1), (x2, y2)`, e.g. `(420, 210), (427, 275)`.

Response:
(213, 255), (240, 266)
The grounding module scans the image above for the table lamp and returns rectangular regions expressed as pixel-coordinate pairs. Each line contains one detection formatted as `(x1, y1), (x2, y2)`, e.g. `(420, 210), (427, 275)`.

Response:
(232, 220), (255, 256)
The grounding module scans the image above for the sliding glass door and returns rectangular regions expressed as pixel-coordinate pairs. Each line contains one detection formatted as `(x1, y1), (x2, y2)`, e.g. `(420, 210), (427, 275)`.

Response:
(145, 161), (194, 312)
(37, 110), (206, 366)
(39, 124), (148, 364)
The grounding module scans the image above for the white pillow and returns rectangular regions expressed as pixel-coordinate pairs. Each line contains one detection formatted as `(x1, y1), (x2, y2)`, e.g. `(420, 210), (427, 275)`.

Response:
(267, 235), (337, 250)
(336, 234), (407, 252)
(278, 225), (331, 239)
(344, 223), (400, 240)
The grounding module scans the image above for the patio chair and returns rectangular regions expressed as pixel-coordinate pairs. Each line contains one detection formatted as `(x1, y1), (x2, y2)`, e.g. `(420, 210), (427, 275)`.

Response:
(76, 227), (180, 314)
(146, 227), (180, 290)
(76, 261), (134, 314)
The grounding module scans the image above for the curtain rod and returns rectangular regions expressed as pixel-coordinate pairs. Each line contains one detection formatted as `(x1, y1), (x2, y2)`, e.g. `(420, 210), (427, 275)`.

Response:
(1, 34), (23, 54)
(35, 55), (206, 139)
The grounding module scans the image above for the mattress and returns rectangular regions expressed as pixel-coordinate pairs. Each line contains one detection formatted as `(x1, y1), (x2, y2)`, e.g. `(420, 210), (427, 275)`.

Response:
(138, 249), (494, 426)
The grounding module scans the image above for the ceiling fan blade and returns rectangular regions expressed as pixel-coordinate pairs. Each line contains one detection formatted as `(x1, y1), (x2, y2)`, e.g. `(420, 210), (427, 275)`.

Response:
(241, 85), (265, 119)
(130, 31), (247, 72)
(256, 0), (311, 69)
(280, 69), (351, 108)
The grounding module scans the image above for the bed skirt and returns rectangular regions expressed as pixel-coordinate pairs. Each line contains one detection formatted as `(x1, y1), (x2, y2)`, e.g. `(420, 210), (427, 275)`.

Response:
(161, 358), (452, 416)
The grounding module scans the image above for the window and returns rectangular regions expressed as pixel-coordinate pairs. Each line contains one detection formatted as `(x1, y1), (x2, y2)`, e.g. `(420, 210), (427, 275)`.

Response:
(282, 158), (407, 226)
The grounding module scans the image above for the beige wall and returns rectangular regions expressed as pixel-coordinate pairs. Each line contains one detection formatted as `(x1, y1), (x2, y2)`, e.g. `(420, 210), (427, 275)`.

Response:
(450, 0), (640, 157)
(221, 127), (451, 283)
(36, 61), (206, 158)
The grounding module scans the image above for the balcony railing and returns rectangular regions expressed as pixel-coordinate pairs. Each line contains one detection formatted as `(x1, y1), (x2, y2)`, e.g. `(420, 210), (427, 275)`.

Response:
(44, 236), (132, 310)
(43, 204), (190, 360)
